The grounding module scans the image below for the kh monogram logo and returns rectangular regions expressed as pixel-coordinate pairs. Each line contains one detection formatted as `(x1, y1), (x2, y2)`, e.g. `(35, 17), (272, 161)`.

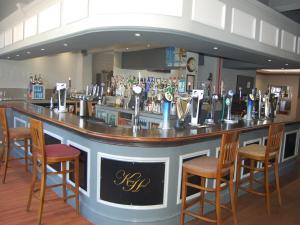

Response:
(114, 170), (151, 192)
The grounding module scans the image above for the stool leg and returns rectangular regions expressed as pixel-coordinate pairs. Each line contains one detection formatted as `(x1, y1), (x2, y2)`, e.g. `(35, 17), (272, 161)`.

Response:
(180, 169), (188, 225)
(274, 156), (282, 206)
(62, 161), (67, 203)
(24, 138), (28, 172)
(235, 155), (242, 205)
(200, 177), (206, 215)
(264, 163), (271, 215)
(229, 167), (238, 225)
(2, 140), (10, 184)
(37, 168), (47, 225)
(249, 159), (255, 189)
(215, 179), (221, 225)
(27, 156), (37, 211)
(74, 157), (80, 215)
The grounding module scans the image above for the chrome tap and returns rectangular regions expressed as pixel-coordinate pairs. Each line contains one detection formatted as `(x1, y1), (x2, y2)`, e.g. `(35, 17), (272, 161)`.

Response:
(258, 90), (262, 120)
(132, 85), (142, 130)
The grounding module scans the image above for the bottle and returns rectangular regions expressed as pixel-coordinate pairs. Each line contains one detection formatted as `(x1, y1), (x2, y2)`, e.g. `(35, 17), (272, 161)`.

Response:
(33, 75), (38, 84)
(38, 74), (43, 84)
(28, 76), (33, 98)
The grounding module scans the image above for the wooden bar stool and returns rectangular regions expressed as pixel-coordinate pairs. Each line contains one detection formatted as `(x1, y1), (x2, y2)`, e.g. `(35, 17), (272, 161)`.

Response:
(0, 108), (31, 184)
(235, 123), (284, 215)
(180, 130), (239, 225)
(27, 118), (80, 225)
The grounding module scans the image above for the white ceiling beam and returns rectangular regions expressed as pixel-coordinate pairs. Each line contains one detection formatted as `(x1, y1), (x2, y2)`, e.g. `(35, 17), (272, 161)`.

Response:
(269, 0), (300, 12)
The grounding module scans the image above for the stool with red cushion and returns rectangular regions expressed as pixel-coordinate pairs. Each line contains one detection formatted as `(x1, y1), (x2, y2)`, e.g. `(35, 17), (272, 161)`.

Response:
(0, 108), (31, 184)
(27, 118), (80, 225)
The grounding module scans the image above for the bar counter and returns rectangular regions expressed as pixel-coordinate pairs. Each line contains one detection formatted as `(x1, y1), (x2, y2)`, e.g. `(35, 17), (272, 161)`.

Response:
(1, 101), (300, 145)
(1, 101), (300, 225)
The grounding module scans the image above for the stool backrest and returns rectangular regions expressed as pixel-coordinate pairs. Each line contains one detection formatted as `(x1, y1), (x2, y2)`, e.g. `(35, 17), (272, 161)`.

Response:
(266, 123), (284, 158)
(218, 131), (239, 171)
(29, 118), (46, 161)
(0, 108), (9, 141)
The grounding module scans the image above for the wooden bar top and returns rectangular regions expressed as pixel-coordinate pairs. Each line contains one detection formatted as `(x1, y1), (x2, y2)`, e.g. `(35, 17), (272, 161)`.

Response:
(1, 101), (300, 145)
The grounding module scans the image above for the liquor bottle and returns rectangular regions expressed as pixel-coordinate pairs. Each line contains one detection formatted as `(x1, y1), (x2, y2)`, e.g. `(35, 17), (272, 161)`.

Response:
(28, 76), (33, 98)
(38, 74), (43, 84)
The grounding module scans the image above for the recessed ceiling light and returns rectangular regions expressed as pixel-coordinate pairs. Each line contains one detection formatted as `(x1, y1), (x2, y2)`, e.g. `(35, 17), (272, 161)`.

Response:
(134, 33), (141, 37)
(267, 59), (272, 62)
(16, 54), (20, 57)
(63, 43), (68, 47)
(41, 48), (45, 51)
(213, 47), (219, 50)
(26, 51), (31, 54)
(285, 63), (289, 66)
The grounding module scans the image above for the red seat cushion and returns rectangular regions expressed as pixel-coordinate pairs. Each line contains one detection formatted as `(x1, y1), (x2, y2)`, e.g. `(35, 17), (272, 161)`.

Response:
(45, 144), (80, 160)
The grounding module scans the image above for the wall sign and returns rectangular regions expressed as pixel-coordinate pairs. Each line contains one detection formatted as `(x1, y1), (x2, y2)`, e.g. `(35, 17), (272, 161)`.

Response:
(98, 155), (168, 208)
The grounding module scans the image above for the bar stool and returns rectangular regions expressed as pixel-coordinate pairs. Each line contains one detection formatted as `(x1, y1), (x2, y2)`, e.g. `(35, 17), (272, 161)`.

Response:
(235, 123), (284, 215)
(27, 118), (80, 225)
(0, 108), (31, 184)
(180, 130), (239, 225)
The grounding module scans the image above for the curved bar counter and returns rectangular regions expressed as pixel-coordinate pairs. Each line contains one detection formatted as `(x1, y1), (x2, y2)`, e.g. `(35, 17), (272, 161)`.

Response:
(1, 101), (300, 225)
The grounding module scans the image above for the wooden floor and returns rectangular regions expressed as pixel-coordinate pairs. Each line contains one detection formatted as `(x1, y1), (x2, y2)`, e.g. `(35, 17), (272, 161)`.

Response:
(0, 161), (92, 225)
(1, 157), (300, 225)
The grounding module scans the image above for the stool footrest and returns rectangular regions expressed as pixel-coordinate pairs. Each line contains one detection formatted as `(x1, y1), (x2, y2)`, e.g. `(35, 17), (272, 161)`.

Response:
(186, 182), (215, 192)
(241, 164), (265, 172)
(184, 210), (216, 223)
(240, 186), (266, 196)
(46, 183), (63, 189)
(185, 196), (201, 209)
(64, 194), (76, 200)
(204, 199), (232, 211)
(47, 170), (74, 176)
(7, 156), (26, 161)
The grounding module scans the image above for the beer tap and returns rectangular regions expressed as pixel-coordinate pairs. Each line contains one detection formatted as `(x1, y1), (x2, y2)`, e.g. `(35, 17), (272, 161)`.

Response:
(269, 93), (277, 118)
(239, 86), (242, 100)
(258, 90), (262, 120)
(56, 83), (67, 113)
(162, 91), (173, 130)
(246, 92), (254, 121)
(132, 85), (142, 130)
(264, 91), (270, 119)
(224, 90), (238, 123)
(206, 94), (218, 125)
(98, 83), (105, 105)
(220, 90), (226, 121)
(189, 89), (205, 127)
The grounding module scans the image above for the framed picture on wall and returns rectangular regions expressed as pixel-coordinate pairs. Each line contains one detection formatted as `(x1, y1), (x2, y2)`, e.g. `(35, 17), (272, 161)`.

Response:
(178, 79), (186, 93)
(186, 75), (195, 93)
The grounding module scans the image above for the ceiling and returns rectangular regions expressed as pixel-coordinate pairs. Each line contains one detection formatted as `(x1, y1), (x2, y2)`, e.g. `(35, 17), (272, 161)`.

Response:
(1, 29), (298, 69)
(258, 0), (300, 23)
(0, 0), (299, 71)
(0, 0), (34, 22)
